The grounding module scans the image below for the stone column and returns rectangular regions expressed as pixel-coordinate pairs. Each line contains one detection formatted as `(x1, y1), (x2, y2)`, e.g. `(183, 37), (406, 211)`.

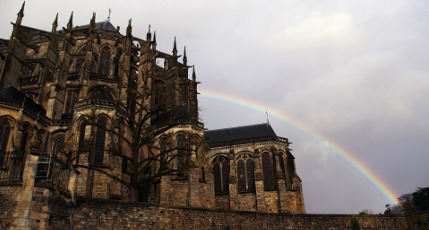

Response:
(12, 153), (39, 229)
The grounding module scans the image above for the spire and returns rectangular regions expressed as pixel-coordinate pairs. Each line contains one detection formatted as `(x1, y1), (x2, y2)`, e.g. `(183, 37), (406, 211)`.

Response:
(67, 11), (73, 31)
(90, 12), (96, 31)
(192, 65), (196, 82)
(108, 8), (111, 22)
(183, 46), (187, 66)
(152, 31), (157, 50)
(16, 1), (25, 25)
(146, 25), (151, 42)
(52, 13), (58, 33)
(172, 36), (178, 57)
(126, 18), (132, 37)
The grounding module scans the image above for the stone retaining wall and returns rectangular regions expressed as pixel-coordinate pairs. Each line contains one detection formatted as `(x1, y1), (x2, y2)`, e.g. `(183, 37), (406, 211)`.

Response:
(63, 199), (427, 230)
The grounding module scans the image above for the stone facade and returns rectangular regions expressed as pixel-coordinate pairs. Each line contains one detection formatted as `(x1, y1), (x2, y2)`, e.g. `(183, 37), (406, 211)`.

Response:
(0, 4), (309, 229)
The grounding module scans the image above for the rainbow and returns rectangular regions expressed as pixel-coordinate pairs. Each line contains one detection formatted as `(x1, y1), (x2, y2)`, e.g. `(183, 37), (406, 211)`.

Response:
(199, 88), (399, 206)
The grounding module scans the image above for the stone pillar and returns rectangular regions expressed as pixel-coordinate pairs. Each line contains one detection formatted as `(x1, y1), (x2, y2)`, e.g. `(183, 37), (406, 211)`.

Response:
(12, 153), (39, 229)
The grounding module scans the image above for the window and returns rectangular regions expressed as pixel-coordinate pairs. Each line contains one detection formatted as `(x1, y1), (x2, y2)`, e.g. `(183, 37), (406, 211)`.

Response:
(88, 86), (114, 102)
(237, 155), (255, 193)
(95, 117), (106, 165)
(176, 134), (185, 171)
(159, 138), (167, 167)
(98, 46), (111, 75)
(78, 120), (87, 151)
(64, 91), (77, 114)
(0, 120), (11, 167)
(279, 154), (286, 179)
(52, 138), (64, 156)
(213, 156), (230, 195)
(262, 152), (276, 191)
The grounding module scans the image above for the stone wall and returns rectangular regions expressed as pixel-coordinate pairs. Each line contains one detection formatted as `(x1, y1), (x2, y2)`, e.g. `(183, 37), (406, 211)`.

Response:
(0, 185), (20, 229)
(62, 199), (426, 230)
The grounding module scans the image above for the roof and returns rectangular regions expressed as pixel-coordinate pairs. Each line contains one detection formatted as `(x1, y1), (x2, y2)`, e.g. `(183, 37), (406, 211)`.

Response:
(204, 123), (278, 146)
(74, 20), (117, 32)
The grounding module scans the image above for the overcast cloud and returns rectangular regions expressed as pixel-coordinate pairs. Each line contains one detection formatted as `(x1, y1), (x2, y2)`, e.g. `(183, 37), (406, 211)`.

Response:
(1, 0), (428, 214)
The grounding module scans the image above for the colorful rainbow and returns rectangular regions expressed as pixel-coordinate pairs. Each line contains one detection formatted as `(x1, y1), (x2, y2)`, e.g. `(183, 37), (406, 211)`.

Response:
(199, 88), (399, 206)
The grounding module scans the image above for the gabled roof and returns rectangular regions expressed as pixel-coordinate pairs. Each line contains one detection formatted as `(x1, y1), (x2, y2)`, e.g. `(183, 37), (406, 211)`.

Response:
(204, 123), (278, 146)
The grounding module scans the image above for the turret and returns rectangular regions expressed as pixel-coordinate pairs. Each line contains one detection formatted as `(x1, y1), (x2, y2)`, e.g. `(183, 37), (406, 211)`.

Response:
(67, 12), (73, 31)
(172, 36), (178, 58)
(126, 18), (132, 37)
(152, 31), (157, 50)
(192, 65), (196, 82)
(16, 2), (25, 25)
(90, 12), (96, 32)
(52, 13), (58, 33)
(183, 46), (187, 66)
(146, 25), (151, 41)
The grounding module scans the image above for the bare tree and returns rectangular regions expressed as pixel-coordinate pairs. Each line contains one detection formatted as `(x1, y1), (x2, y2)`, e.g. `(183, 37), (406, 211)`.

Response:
(65, 81), (204, 202)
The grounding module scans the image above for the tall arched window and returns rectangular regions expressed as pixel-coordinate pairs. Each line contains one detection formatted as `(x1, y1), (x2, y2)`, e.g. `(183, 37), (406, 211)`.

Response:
(176, 134), (185, 171)
(64, 91), (77, 114)
(76, 120), (87, 165)
(279, 154), (286, 179)
(159, 138), (167, 167)
(98, 46), (111, 75)
(262, 152), (276, 191)
(237, 155), (255, 193)
(213, 156), (230, 195)
(95, 117), (107, 165)
(0, 120), (11, 167)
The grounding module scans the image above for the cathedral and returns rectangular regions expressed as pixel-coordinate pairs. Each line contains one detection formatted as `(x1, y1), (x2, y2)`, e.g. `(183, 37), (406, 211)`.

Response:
(0, 4), (304, 228)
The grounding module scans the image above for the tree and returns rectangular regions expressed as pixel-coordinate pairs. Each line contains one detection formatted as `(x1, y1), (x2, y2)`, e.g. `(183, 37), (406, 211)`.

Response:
(412, 187), (429, 212)
(384, 186), (429, 215)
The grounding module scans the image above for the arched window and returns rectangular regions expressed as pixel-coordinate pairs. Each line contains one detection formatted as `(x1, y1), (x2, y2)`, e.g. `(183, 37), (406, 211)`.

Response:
(159, 138), (167, 167)
(52, 138), (64, 156)
(75, 58), (84, 73)
(95, 117), (107, 165)
(262, 152), (276, 191)
(237, 155), (255, 193)
(64, 91), (77, 114)
(279, 154), (286, 179)
(0, 120), (11, 167)
(76, 120), (87, 165)
(98, 46), (111, 75)
(88, 86), (114, 102)
(176, 134), (185, 171)
(213, 156), (230, 195)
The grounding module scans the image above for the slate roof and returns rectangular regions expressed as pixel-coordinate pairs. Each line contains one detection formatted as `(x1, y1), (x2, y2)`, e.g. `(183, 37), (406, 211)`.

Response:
(204, 123), (278, 146)
(75, 20), (117, 32)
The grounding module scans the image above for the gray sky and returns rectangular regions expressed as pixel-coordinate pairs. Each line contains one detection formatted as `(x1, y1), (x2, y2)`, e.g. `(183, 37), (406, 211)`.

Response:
(1, 0), (428, 214)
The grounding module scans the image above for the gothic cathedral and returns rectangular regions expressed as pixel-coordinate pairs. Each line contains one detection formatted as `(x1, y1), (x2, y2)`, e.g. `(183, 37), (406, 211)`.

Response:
(0, 5), (305, 224)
